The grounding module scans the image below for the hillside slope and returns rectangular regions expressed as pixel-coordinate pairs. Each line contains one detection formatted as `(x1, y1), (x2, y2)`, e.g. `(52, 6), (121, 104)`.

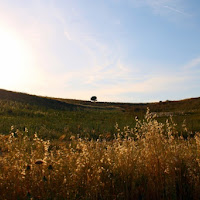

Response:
(1, 88), (200, 113)
(0, 89), (87, 111)
(0, 88), (200, 139)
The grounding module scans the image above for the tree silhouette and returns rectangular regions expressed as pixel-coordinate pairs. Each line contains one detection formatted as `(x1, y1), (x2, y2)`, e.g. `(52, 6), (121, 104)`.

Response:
(91, 96), (97, 102)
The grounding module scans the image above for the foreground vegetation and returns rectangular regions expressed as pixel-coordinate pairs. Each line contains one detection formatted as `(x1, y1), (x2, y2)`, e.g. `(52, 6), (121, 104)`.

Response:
(1, 109), (200, 199)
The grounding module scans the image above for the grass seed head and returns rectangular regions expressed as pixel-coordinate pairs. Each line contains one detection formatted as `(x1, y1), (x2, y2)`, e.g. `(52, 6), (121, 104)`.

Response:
(35, 159), (45, 165)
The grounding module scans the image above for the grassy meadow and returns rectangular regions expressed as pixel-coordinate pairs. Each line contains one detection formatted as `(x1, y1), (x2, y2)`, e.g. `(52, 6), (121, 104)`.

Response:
(1, 89), (200, 199)
(1, 88), (200, 140)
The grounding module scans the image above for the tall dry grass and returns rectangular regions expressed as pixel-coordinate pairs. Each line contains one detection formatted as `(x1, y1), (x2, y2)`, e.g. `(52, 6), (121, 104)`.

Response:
(0, 109), (200, 199)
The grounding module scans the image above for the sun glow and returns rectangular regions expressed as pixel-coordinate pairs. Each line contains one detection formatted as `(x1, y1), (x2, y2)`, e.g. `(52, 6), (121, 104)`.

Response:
(0, 28), (34, 90)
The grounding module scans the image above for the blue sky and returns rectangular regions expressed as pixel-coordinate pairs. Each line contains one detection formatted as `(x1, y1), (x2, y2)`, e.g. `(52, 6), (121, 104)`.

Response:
(0, 0), (200, 102)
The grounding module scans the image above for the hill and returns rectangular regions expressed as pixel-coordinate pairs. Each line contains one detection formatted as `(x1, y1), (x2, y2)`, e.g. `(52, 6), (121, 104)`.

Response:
(0, 88), (200, 139)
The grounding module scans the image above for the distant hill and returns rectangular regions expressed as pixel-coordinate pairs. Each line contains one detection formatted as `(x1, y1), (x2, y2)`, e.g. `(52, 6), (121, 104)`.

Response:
(0, 88), (120, 111)
(0, 88), (80, 110)
(56, 94), (200, 114)
(1, 88), (200, 113)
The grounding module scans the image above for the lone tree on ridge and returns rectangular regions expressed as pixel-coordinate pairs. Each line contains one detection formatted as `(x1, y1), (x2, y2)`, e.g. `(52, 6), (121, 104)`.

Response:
(91, 96), (97, 102)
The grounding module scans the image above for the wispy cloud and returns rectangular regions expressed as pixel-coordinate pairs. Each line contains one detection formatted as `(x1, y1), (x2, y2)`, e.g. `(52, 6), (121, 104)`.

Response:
(84, 60), (136, 85)
(163, 5), (187, 16)
(54, 9), (131, 87)
(131, 0), (189, 17)
(184, 57), (200, 69)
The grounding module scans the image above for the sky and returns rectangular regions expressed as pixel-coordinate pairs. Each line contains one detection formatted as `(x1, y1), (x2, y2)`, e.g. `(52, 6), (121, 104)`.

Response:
(0, 0), (200, 102)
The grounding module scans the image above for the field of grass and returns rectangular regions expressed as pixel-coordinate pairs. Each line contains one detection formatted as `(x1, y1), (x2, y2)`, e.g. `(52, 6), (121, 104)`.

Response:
(1, 88), (200, 140)
(1, 89), (200, 199)
(0, 89), (137, 140)
(1, 109), (200, 199)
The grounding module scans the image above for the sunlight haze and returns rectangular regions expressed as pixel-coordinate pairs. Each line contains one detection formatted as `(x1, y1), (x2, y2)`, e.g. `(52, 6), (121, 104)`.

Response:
(0, 27), (36, 88)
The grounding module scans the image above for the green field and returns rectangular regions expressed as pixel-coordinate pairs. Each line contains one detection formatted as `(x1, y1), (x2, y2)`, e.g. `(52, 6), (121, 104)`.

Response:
(0, 88), (200, 139)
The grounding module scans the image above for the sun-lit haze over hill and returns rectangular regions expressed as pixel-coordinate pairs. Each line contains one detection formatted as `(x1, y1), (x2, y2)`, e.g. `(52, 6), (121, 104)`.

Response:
(0, 0), (200, 102)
